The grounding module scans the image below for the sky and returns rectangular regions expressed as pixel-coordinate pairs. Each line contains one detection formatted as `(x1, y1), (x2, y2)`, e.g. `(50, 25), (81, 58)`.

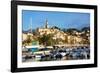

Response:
(22, 10), (90, 31)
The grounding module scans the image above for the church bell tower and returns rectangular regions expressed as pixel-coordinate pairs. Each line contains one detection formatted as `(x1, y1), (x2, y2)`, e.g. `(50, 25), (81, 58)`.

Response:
(45, 19), (48, 28)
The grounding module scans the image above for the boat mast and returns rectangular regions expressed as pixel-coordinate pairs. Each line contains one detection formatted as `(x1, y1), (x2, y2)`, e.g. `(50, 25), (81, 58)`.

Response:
(30, 17), (32, 33)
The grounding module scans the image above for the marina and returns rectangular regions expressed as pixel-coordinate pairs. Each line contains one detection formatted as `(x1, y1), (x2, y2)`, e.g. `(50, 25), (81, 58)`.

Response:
(22, 45), (90, 62)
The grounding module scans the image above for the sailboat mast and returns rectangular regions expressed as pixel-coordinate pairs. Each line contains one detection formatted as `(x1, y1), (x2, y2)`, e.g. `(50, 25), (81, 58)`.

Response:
(30, 18), (32, 33)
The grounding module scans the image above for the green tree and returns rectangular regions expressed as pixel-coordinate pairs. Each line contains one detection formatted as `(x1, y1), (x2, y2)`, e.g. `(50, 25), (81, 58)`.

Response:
(51, 26), (60, 30)
(25, 35), (32, 45)
(66, 28), (79, 36)
(38, 34), (54, 46)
